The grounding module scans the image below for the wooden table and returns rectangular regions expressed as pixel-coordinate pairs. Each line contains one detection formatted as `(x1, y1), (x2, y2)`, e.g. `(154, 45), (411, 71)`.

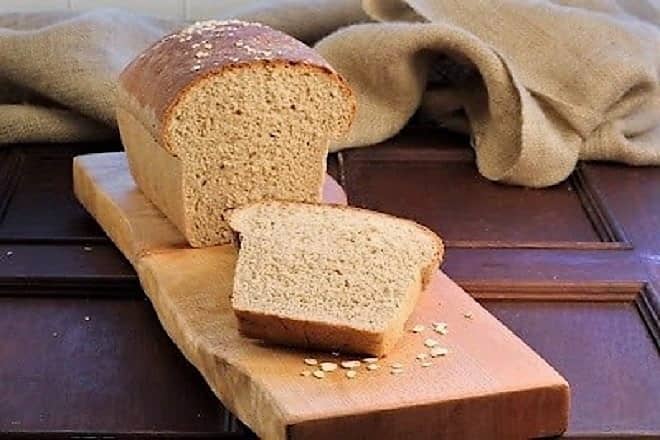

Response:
(1, 128), (658, 438)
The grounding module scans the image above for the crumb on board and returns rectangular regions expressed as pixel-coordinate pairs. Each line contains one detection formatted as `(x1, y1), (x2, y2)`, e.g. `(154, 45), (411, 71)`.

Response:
(340, 360), (361, 369)
(411, 324), (425, 333)
(424, 338), (439, 348)
(320, 362), (338, 372)
(430, 347), (449, 358)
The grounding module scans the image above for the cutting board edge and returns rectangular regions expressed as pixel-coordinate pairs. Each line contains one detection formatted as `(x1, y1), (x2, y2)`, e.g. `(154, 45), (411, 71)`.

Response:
(74, 153), (146, 264)
(282, 377), (571, 421)
(284, 380), (570, 439)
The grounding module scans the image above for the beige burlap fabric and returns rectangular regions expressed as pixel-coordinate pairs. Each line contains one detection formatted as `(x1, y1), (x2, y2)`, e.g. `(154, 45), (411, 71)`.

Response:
(0, 10), (177, 143)
(0, 1), (658, 186)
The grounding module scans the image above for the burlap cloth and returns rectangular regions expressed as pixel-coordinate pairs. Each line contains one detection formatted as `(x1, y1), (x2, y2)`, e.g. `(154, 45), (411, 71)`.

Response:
(1, 0), (658, 186)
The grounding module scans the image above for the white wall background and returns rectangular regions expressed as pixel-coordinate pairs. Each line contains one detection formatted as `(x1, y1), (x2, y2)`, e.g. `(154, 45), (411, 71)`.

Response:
(0, 0), (251, 20)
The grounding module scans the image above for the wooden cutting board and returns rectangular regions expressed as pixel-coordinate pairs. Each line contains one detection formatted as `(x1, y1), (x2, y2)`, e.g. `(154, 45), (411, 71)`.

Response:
(73, 152), (570, 440)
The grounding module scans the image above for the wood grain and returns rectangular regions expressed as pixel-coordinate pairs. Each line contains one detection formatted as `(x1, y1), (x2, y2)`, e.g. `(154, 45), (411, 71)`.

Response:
(72, 152), (569, 440)
(484, 299), (660, 435)
(0, 296), (253, 437)
(0, 149), (23, 226)
(341, 130), (633, 250)
(0, 144), (112, 243)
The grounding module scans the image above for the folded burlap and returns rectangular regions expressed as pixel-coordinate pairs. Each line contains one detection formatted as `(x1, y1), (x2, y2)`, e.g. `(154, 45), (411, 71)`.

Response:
(0, 0), (658, 186)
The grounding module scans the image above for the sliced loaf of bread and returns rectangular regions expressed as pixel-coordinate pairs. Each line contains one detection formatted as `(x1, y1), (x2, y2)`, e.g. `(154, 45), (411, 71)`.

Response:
(228, 202), (444, 356)
(117, 20), (355, 248)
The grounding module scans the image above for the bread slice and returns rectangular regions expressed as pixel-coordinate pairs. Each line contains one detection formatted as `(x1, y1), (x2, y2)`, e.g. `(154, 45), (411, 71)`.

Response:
(228, 202), (444, 356)
(117, 20), (355, 247)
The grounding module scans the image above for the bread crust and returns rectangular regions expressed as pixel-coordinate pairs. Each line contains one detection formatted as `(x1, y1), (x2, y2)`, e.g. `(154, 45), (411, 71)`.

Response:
(116, 106), (188, 238)
(117, 20), (355, 155)
(229, 202), (444, 356)
(235, 308), (388, 356)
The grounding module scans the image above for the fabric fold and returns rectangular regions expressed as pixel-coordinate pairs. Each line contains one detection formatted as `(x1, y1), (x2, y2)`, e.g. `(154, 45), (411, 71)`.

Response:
(314, 0), (659, 185)
(0, 9), (177, 143)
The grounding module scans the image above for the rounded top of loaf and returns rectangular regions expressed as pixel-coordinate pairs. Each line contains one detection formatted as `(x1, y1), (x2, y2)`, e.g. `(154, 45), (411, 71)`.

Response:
(118, 20), (351, 145)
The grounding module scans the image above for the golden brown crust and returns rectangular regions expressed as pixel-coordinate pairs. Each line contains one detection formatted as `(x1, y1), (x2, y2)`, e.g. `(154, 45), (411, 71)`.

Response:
(118, 20), (354, 153)
(234, 308), (387, 356)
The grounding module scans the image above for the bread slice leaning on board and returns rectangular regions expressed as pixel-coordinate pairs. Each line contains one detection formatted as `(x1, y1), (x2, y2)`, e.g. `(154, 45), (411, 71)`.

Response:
(228, 201), (444, 356)
(116, 20), (356, 248)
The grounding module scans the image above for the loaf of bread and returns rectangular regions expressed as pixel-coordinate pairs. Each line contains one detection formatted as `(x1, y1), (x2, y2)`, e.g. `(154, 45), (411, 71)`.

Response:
(228, 202), (444, 356)
(117, 20), (355, 247)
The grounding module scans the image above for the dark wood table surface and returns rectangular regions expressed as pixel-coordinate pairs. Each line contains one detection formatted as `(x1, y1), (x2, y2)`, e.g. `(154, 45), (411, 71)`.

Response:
(1, 128), (658, 439)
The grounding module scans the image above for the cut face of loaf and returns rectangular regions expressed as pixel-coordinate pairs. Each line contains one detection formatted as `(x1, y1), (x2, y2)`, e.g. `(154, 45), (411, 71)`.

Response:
(229, 202), (444, 356)
(117, 21), (355, 247)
